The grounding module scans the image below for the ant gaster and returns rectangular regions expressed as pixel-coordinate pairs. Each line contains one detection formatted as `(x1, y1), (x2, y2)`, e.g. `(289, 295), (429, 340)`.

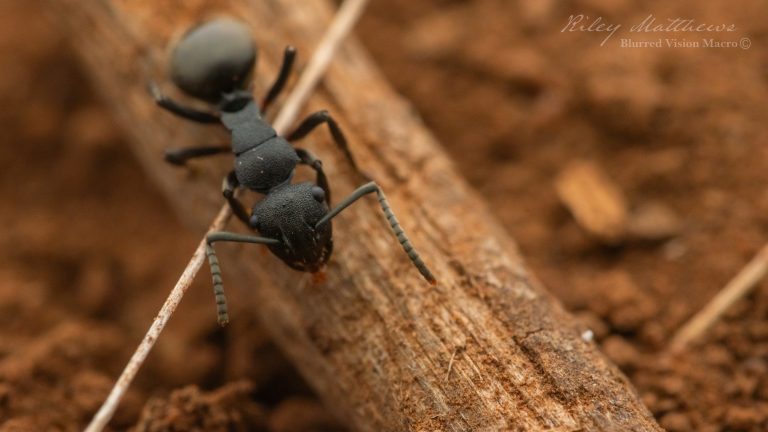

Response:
(152, 18), (436, 325)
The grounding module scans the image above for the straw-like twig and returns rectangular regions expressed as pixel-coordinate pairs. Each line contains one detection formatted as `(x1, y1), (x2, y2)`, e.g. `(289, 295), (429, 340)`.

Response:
(668, 243), (768, 353)
(84, 1), (369, 430)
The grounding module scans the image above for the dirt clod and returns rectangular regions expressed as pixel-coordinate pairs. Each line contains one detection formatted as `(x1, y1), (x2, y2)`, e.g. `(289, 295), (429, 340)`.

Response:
(268, 398), (344, 432)
(132, 381), (267, 432)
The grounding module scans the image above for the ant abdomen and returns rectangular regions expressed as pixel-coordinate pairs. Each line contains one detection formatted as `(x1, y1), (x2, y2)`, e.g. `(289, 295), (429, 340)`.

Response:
(170, 18), (256, 103)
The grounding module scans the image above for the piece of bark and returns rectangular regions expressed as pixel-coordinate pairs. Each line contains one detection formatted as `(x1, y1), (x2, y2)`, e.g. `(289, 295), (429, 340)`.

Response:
(50, 1), (661, 430)
(626, 202), (682, 242)
(556, 159), (629, 244)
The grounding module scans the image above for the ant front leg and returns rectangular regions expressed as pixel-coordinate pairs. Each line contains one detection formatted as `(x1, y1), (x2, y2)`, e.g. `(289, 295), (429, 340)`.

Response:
(205, 232), (280, 326)
(149, 81), (220, 124)
(295, 148), (331, 204)
(316, 182), (436, 285)
(261, 46), (297, 113)
(287, 110), (368, 180)
(222, 171), (251, 226)
(164, 145), (229, 165)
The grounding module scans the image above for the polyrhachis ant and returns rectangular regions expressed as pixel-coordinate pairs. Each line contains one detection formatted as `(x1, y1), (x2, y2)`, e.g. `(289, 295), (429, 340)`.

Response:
(151, 18), (436, 326)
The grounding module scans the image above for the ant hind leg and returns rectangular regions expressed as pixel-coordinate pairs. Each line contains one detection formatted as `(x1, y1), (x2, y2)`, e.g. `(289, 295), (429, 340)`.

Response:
(261, 46), (297, 113)
(149, 82), (220, 123)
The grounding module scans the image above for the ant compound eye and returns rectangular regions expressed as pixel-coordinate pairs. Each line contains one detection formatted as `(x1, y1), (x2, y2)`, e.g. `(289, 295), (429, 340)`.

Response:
(310, 186), (326, 203)
(249, 214), (259, 229)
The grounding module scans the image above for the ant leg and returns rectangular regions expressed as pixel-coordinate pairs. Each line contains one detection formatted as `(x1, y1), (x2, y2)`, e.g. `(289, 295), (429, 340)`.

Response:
(222, 171), (251, 226)
(206, 232), (280, 326)
(287, 110), (367, 179)
(261, 46), (297, 112)
(164, 145), (229, 165)
(295, 148), (331, 204)
(149, 82), (220, 123)
(316, 182), (436, 285)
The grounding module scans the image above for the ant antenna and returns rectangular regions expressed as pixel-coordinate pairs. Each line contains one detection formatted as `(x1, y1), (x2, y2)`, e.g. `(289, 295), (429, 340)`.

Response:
(205, 232), (280, 325)
(317, 182), (437, 284)
(205, 244), (229, 326)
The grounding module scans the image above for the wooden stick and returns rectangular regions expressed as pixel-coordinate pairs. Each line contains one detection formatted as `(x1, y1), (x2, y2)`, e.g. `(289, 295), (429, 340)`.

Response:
(55, 0), (662, 430)
(669, 243), (768, 353)
(82, 1), (369, 430)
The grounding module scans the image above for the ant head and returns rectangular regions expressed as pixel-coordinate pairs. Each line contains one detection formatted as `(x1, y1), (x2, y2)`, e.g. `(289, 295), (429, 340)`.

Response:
(251, 183), (333, 272)
(170, 18), (256, 103)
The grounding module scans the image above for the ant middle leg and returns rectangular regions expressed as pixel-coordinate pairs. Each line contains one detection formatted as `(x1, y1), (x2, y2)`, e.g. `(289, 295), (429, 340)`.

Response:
(164, 145), (229, 165)
(287, 110), (367, 179)
(315, 182), (436, 285)
(261, 46), (297, 113)
(296, 148), (331, 204)
(222, 171), (251, 225)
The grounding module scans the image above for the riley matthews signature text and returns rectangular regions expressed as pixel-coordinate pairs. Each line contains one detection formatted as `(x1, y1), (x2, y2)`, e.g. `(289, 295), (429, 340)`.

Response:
(561, 14), (737, 46)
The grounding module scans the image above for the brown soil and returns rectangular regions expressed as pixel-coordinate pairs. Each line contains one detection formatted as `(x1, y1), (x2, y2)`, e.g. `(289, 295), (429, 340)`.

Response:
(359, 1), (768, 431)
(1, 0), (766, 431)
(0, 3), (332, 431)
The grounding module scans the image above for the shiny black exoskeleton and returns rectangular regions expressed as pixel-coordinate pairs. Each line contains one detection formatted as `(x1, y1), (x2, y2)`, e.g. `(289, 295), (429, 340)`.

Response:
(153, 18), (436, 326)
(152, 18), (358, 219)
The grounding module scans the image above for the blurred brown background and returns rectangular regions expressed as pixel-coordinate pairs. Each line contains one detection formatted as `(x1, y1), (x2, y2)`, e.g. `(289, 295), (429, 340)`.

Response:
(1, 0), (766, 430)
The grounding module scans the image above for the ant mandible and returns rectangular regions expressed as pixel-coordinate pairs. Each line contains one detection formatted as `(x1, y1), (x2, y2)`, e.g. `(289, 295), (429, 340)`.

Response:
(152, 18), (436, 325)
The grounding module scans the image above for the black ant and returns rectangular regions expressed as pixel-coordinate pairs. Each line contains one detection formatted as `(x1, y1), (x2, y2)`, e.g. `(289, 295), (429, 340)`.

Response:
(151, 18), (436, 325)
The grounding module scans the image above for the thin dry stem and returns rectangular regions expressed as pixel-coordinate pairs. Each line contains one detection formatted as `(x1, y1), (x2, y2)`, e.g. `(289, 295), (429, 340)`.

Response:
(444, 349), (458, 382)
(271, 0), (368, 133)
(84, 1), (369, 430)
(668, 243), (768, 353)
